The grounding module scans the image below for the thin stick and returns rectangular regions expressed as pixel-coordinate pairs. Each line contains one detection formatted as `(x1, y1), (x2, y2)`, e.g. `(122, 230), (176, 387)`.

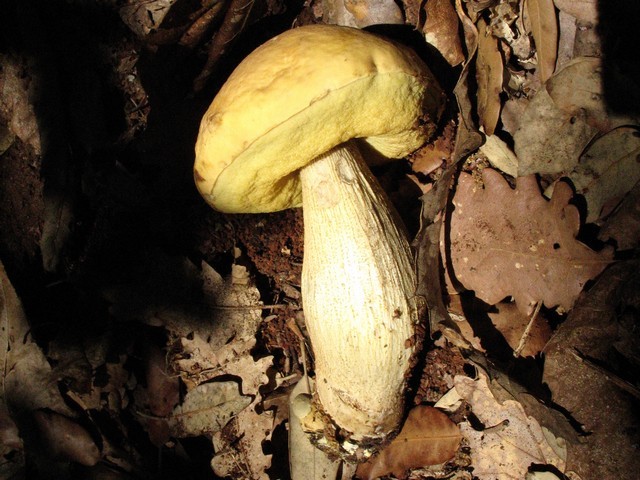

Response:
(513, 301), (542, 357)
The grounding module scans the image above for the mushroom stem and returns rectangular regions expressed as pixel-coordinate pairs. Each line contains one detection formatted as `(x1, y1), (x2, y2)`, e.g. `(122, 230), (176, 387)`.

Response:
(299, 140), (418, 449)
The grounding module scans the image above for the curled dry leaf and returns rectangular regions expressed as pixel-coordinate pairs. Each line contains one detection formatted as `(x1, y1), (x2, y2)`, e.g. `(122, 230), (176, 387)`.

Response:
(356, 406), (461, 479)
(527, 0), (558, 83)
(447, 169), (612, 315)
(212, 399), (275, 480)
(455, 372), (567, 479)
(476, 18), (503, 136)
(479, 134), (518, 177)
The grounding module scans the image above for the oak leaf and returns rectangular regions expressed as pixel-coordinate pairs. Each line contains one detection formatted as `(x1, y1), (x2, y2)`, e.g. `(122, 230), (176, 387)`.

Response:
(356, 406), (461, 479)
(448, 169), (612, 315)
(455, 372), (567, 479)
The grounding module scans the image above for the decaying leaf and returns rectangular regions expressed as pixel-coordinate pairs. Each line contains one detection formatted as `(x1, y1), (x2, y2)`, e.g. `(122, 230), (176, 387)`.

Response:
(543, 260), (640, 478)
(356, 406), (461, 479)
(514, 57), (640, 176)
(212, 398), (275, 480)
(33, 410), (101, 466)
(476, 18), (503, 136)
(455, 372), (566, 479)
(423, 0), (465, 66)
(0, 261), (70, 415)
(553, 0), (597, 24)
(527, 0), (558, 83)
(169, 381), (252, 437)
(562, 126), (640, 223)
(289, 376), (345, 480)
(448, 169), (612, 315)
(488, 302), (552, 357)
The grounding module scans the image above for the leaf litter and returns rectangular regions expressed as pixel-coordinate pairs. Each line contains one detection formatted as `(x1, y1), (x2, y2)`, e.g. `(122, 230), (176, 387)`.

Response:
(1, 0), (640, 478)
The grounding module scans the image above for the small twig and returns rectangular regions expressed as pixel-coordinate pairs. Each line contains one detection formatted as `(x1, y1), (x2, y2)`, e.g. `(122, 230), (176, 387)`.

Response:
(513, 301), (542, 357)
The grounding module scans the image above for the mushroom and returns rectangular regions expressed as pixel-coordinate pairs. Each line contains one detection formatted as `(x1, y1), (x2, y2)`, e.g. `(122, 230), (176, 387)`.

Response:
(194, 24), (443, 456)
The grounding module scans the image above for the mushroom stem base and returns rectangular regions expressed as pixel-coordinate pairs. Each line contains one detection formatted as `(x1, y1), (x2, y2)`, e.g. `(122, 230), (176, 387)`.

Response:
(299, 141), (418, 454)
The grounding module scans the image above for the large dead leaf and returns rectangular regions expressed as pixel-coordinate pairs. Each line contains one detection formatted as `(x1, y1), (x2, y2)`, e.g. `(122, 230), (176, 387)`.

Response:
(527, 0), (558, 83)
(454, 372), (567, 479)
(356, 406), (461, 479)
(448, 169), (612, 315)
(543, 260), (640, 479)
(514, 57), (640, 176)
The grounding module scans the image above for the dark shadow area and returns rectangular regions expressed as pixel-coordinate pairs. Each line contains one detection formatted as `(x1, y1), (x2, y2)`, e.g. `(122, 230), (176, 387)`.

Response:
(598, 0), (640, 116)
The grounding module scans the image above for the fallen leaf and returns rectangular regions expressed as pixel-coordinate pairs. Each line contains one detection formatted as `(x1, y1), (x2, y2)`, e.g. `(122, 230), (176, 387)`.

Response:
(527, 0), (558, 83)
(455, 372), (566, 479)
(488, 302), (552, 357)
(513, 57), (640, 176)
(423, 0), (465, 66)
(169, 381), (252, 437)
(553, 0), (597, 24)
(289, 376), (344, 480)
(0, 54), (42, 154)
(454, 0), (478, 59)
(447, 169), (612, 315)
(479, 134), (518, 177)
(212, 399), (275, 480)
(513, 86), (598, 176)
(0, 261), (71, 415)
(476, 18), (503, 136)
(543, 260), (640, 478)
(356, 406), (461, 479)
(563, 126), (640, 222)
(33, 410), (101, 466)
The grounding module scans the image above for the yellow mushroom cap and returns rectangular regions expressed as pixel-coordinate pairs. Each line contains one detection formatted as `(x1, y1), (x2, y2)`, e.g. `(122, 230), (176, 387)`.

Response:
(194, 24), (443, 213)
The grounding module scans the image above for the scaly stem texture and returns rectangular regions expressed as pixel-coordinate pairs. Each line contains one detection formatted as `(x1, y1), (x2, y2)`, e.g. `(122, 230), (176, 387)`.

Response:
(299, 140), (418, 442)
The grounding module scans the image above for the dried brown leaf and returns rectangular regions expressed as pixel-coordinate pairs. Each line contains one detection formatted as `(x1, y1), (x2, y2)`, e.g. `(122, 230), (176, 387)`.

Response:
(553, 0), (597, 24)
(476, 18), (503, 136)
(454, 0), (478, 59)
(212, 399), (275, 480)
(169, 381), (252, 437)
(33, 410), (101, 466)
(448, 169), (612, 315)
(356, 406), (461, 479)
(562, 126), (640, 223)
(455, 372), (566, 478)
(423, 0), (465, 66)
(488, 302), (552, 356)
(527, 0), (558, 83)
